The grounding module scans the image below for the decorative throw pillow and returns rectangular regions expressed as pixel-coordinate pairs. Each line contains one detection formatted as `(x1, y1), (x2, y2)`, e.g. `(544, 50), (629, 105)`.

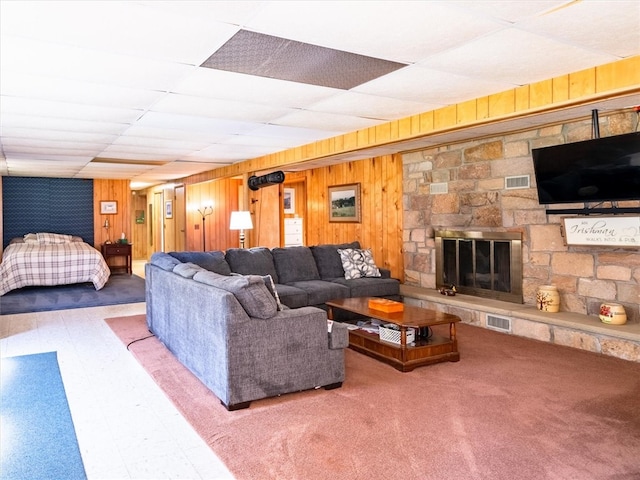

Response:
(337, 248), (382, 280)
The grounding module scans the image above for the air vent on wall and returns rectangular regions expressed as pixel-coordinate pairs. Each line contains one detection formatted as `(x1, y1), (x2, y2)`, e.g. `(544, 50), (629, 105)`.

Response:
(430, 182), (448, 194)
(486, 314), (512, 333)
(505, 175), (530, 189)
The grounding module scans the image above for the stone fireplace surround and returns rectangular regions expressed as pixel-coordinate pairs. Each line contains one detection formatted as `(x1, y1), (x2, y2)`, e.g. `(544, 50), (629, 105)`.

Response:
(401, 111), (640, 362)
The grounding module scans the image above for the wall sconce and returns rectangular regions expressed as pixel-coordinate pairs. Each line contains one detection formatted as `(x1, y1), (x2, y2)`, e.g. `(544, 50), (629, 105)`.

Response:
(103, 218), (111, 244)
(197, 205), (213, 251)
(229, 211), (253, 249)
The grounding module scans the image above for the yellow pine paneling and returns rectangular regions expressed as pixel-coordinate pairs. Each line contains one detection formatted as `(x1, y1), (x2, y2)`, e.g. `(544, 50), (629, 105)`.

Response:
(457, 99), (477, 125)
(488, 90), (516, 118)
(434, 105), (457, 130)
(596, 56), (640, 92)
(552, 74), (570, 103)
(514, 85), (530, 112)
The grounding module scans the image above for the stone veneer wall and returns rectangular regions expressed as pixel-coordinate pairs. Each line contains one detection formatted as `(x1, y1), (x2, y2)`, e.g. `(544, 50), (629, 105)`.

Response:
(402, 111), (640, 324)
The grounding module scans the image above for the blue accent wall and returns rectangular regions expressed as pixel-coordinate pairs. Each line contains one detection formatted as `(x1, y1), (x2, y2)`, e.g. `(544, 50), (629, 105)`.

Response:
(2, 177), (94, 248)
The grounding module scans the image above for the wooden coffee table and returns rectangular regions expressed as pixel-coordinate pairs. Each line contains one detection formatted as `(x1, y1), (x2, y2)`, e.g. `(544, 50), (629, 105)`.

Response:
(326, 297), (460, 372)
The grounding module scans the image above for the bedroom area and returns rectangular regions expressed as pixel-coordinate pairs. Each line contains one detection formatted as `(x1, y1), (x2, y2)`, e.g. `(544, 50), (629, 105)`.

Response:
(0, 176), (146, 314)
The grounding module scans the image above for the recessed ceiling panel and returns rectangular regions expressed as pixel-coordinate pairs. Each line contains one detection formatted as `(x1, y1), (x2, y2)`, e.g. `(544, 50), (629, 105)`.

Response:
(201, 30), (407, 90)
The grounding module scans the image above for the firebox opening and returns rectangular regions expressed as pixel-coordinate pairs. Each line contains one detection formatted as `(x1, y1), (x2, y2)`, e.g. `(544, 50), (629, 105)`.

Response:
(435, 230), (523, 304)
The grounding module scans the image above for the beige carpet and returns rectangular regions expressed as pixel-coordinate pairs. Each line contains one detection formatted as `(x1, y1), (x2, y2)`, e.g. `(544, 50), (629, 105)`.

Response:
(106, 315), (640, 480)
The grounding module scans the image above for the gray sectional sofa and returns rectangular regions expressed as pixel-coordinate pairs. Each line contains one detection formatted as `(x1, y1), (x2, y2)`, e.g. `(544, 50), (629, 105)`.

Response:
(144, 242), (400, 410)
(145, 252), (349, 410)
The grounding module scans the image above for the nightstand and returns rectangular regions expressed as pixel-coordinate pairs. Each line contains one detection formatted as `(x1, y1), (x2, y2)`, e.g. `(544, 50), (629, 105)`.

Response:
(101, 243), (132, 274)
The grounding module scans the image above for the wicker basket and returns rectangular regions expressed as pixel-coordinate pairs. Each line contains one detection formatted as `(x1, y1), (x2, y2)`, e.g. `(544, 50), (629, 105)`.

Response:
(378, 324), (415, 345)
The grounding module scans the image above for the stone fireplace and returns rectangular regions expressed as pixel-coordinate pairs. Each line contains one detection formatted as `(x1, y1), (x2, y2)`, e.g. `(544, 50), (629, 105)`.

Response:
(435, 230), (523, 303)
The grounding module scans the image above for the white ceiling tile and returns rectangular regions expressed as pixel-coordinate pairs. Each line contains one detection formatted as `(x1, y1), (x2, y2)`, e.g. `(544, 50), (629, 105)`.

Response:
(118, 125), (231, 144)
(135, 111), (259, 135)
(355, 65), (514, 104)
(0, 1), (239, 65)
(307, 92), (442, 120)
(422, 28), (617, 85)
(449, 1), (564, 22)
(0, 114), (128, 136)
(516, 1), (640, 57)
(0, 126), (118, 145)
(0, 36), (195, 91)
(245, 1), (505, 63)
(173, 68), (341, 107)
(150, 93), (294, 122)
(1, 97), (143, 124)
(273, 110), (379, 132)
(0, 72), (165, 109)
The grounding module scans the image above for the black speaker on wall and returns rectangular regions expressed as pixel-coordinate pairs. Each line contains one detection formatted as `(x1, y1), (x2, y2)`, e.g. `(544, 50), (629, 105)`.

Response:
(248, 171), (285, 191)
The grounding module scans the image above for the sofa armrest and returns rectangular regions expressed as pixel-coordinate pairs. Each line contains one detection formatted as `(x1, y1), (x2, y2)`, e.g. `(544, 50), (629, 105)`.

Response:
(379, 268), (391, 279)
(328, 321), (349, 349)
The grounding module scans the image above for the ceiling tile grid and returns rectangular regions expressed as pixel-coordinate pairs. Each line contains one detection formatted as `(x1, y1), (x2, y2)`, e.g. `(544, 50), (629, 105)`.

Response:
(0, 0), (638, 186)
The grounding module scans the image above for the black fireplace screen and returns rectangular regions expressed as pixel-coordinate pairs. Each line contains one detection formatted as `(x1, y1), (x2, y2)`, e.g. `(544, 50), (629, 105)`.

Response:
(436, 231), (523, 303)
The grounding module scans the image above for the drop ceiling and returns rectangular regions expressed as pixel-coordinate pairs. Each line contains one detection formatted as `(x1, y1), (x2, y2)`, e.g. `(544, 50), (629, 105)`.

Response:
(0, 1), (639, 189)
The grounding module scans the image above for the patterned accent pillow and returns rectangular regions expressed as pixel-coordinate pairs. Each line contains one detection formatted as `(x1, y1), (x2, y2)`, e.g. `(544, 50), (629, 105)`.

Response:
(337, 248), (381, 280)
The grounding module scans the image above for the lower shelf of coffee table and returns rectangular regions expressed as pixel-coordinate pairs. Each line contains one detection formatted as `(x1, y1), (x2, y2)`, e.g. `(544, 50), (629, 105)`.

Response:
(347, 329), (459, 372)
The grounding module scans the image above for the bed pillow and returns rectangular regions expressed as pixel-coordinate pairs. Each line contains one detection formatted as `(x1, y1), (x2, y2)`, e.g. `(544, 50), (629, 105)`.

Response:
(23, 233), (38, 244)
(36, 232), (73, 244)
(337, 248), (382, 280)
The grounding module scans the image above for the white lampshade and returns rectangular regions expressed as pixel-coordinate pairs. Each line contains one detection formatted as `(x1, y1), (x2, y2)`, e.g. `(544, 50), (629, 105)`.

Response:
(229, 211), (253, 230)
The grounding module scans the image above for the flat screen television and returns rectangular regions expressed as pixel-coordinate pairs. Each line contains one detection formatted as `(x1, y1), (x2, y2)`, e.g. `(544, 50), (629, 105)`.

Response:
(532, 132), (640, 204)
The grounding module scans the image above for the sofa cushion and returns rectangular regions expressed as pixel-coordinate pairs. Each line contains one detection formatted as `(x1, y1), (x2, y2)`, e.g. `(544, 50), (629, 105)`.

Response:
(273, 284), (308, 309)
(193, 271), (277, 319)
(169, 251), (232, 275)
(272, 246), (320, 284)
(226, 247), (279, 283)
(173, 262), (206, 279)
(338, 248), (381, 280)
(310, 241), (361, 280)
(287, 280), (350, 306)
(330, 276), (400, 298)
(150, 252), (182, 271)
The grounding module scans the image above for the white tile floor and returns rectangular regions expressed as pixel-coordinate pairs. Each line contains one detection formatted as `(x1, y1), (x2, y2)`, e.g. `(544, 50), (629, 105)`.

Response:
(0, 262), (234, 479)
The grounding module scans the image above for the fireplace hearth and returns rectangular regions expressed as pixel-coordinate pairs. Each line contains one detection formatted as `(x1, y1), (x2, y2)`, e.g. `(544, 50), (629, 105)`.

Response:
(435, 230), (523, 303)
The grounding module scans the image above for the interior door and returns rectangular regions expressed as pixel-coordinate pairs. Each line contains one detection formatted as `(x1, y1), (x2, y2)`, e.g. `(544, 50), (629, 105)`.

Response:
(153, 191), (163, 252)
(174, 185), (186, 251)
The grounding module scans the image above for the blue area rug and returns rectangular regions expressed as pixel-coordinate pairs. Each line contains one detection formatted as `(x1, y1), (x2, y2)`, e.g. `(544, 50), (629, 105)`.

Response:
(0, 351), (87, 480)
(0, 274), (146, 315)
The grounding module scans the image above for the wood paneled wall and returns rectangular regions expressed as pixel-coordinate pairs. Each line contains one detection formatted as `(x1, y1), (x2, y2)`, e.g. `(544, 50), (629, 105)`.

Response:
(303, 155), (404, 280)
(185, 178), (241, 251)
(93, 179), (131, 247)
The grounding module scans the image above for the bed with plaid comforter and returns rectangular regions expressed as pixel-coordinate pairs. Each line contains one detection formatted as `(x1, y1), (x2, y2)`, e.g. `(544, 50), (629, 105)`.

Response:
(0, 239), (110, 295)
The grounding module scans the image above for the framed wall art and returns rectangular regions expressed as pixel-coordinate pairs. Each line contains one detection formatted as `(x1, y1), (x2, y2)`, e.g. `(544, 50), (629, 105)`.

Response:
(100, 201), (117, 215)
(328, 183), (361, 223)
(283, 188), (295, 214)
(165, 200), (173, 219)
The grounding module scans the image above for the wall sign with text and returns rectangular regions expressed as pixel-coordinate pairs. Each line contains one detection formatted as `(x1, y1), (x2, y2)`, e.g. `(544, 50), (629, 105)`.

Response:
(562, 216), (640, 246)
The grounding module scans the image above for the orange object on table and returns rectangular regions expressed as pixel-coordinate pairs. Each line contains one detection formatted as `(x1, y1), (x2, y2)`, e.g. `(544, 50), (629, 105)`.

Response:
(368, 298), (404, 313)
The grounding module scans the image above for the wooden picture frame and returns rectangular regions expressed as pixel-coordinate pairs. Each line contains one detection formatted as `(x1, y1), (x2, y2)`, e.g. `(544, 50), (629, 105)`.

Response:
(100, 201), (117, 215)
(165, 201), (173, 219)
(283, 188), (295, 214)
(328, 183), (361, 223)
